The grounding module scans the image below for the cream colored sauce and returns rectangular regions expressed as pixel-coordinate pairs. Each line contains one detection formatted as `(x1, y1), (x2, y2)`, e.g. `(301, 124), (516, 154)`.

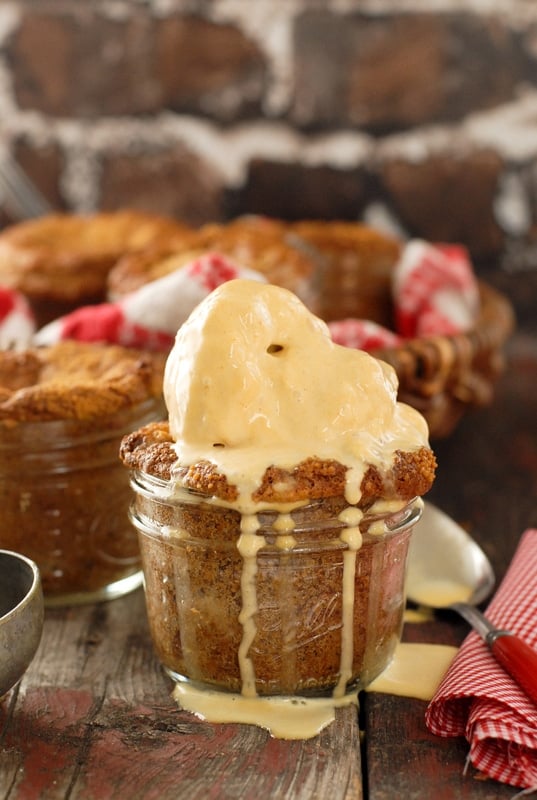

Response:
(366, 642), (457, 701)
(272, 512), (295, 532)
(162, 280), (432, 737)
(407, 578), (473, 607)
(334, 539), (359, 698)
(237, 516), (265, 698)
(164, 279), (429, 514)
(273, 513), (297, 550)
(275, 534), (297, 551)
(173, 682), (358, 740)
(403, 606), (435, 624)
(338, 506), (364, 527)
(173, 643), (457, 737)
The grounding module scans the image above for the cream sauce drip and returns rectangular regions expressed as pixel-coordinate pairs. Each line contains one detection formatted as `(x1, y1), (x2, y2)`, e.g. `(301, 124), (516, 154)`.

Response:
(161, 280), (431, 738)
(164, 279), (429, 511)
(234, 506), (366, 714)
(172, 641), (457, 737)
(237, 515), (265, 698)
(366, 642), (457, 701)
(403, 606), (435, 624)
(173, 682), (358, 740)
(406, 577), (473, 607)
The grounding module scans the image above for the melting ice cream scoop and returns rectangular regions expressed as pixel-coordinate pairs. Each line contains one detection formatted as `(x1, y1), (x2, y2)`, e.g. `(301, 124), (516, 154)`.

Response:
(163, 279), (429, 503)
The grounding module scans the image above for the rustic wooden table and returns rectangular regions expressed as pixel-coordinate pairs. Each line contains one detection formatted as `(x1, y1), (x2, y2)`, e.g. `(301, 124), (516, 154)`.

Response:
(1, 329), (535, 800)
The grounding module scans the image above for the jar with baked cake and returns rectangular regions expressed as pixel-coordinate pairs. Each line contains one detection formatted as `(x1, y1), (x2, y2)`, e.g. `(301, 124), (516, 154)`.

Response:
(128, 469), (422, 701)
(120, 279), (436, 738)
(0, 340), (165, 606)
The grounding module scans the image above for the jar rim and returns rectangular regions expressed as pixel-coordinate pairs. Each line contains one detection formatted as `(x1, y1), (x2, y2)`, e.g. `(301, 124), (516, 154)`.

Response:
(129, 467), (423, 539)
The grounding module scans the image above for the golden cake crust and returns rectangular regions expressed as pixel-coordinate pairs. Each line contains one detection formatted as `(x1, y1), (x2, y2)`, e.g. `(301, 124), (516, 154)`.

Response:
(107, 216), (318, 300)
(0, 341), (166, 423)
(289, 220), (402, 258)
(0, 210), (190, 302)
(120, 420), (436, 507)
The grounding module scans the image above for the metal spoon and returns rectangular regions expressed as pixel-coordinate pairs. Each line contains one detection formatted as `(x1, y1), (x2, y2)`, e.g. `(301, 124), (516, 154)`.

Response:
(406, 502), (537, 706)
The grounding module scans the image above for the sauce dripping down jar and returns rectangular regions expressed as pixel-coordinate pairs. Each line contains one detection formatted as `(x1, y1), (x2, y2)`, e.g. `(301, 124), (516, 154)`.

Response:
(129, 472), (422, 706)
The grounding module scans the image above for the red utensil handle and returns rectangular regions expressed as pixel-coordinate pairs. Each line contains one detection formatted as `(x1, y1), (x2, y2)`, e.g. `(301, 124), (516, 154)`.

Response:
(491, 634), (537, 706)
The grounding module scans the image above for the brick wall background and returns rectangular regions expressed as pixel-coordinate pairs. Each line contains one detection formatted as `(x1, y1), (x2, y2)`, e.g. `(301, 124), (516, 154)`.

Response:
(0, 0), (536, 325)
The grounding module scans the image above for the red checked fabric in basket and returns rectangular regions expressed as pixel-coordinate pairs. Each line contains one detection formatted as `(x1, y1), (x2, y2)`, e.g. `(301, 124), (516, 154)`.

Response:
(0, 286), (34, 348)
(34, 253), (265, 349)
(0, 239), (479, 351)
(328, 239), (479, 349)
(426, 529), (537, 790)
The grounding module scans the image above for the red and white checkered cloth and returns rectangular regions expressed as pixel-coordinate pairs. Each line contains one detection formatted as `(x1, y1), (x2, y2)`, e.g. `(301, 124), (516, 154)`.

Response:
(426, 529), (537, 790)
(0, 286), (35, 349)
(327, 239), (480, 350)
(328, 318), (402, 350)
(34, 253), (266, 350)
(394, 240), (480, 337)
(0, 239), (480, 352)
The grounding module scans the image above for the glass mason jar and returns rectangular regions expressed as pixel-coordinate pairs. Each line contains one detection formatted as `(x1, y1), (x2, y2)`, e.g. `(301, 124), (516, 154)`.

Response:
(0, 398), (163, 606)
(129, 468), (423, 698)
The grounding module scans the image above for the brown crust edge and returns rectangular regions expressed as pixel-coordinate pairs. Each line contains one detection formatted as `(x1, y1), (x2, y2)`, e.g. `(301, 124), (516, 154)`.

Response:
(120, 421), (436, 507)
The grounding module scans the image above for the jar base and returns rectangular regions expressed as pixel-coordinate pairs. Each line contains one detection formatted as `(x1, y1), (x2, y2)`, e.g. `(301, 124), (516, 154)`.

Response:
(44, 569), (143, 607)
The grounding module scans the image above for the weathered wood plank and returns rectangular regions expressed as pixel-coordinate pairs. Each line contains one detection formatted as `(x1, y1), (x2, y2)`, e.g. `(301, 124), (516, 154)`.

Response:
(0, 589), (362, 800)
(363, 693), (514, 800)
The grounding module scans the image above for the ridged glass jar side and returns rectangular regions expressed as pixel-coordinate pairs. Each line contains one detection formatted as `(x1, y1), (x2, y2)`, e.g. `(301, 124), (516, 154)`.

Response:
(0, 398), (164, 605)
(129, 469), (422, 698)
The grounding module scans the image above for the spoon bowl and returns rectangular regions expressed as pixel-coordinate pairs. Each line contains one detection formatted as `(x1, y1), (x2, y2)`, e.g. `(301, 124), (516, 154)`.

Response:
(406, 502), (537, 706)
(0, 549), (44, 697)
(406, 502), (495, 608)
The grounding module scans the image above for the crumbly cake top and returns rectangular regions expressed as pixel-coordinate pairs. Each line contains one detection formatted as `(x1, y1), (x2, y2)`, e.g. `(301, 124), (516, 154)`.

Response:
(120, 420), (436, 508)
(0, 340), (165, 423)
(107, 216), (318, 299)
(0, 210), (190, 300)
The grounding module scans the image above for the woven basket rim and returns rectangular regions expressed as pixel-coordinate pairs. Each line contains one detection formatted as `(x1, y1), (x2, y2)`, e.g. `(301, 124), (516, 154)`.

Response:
(371, 279), (515, 402)
(379, 279), (513, 354)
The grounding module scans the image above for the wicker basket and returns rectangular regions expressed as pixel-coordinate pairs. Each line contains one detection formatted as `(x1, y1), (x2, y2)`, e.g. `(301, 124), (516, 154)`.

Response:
(292, 221), (515, 439)
(372, 280), (515, 439)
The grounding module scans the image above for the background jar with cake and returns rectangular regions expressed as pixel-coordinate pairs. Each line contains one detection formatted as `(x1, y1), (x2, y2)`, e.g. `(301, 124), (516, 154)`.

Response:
(0, 341), (165, 606)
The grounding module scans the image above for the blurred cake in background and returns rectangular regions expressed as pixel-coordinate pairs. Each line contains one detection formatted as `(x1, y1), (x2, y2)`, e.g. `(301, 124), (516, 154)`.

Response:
(289, 220), (402, 323)
(0, 339), (165, 605)
(0, 210), (190, 326)
(107, 215), (321, 312)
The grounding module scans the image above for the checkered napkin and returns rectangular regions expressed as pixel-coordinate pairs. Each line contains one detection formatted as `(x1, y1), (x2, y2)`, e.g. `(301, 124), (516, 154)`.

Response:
(0, 286), (35, 348)
(426, 529), (537, 790)
(327, 239), (480, 350)
(34, 253), (266, 350)
(0, 238), (479, 352)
